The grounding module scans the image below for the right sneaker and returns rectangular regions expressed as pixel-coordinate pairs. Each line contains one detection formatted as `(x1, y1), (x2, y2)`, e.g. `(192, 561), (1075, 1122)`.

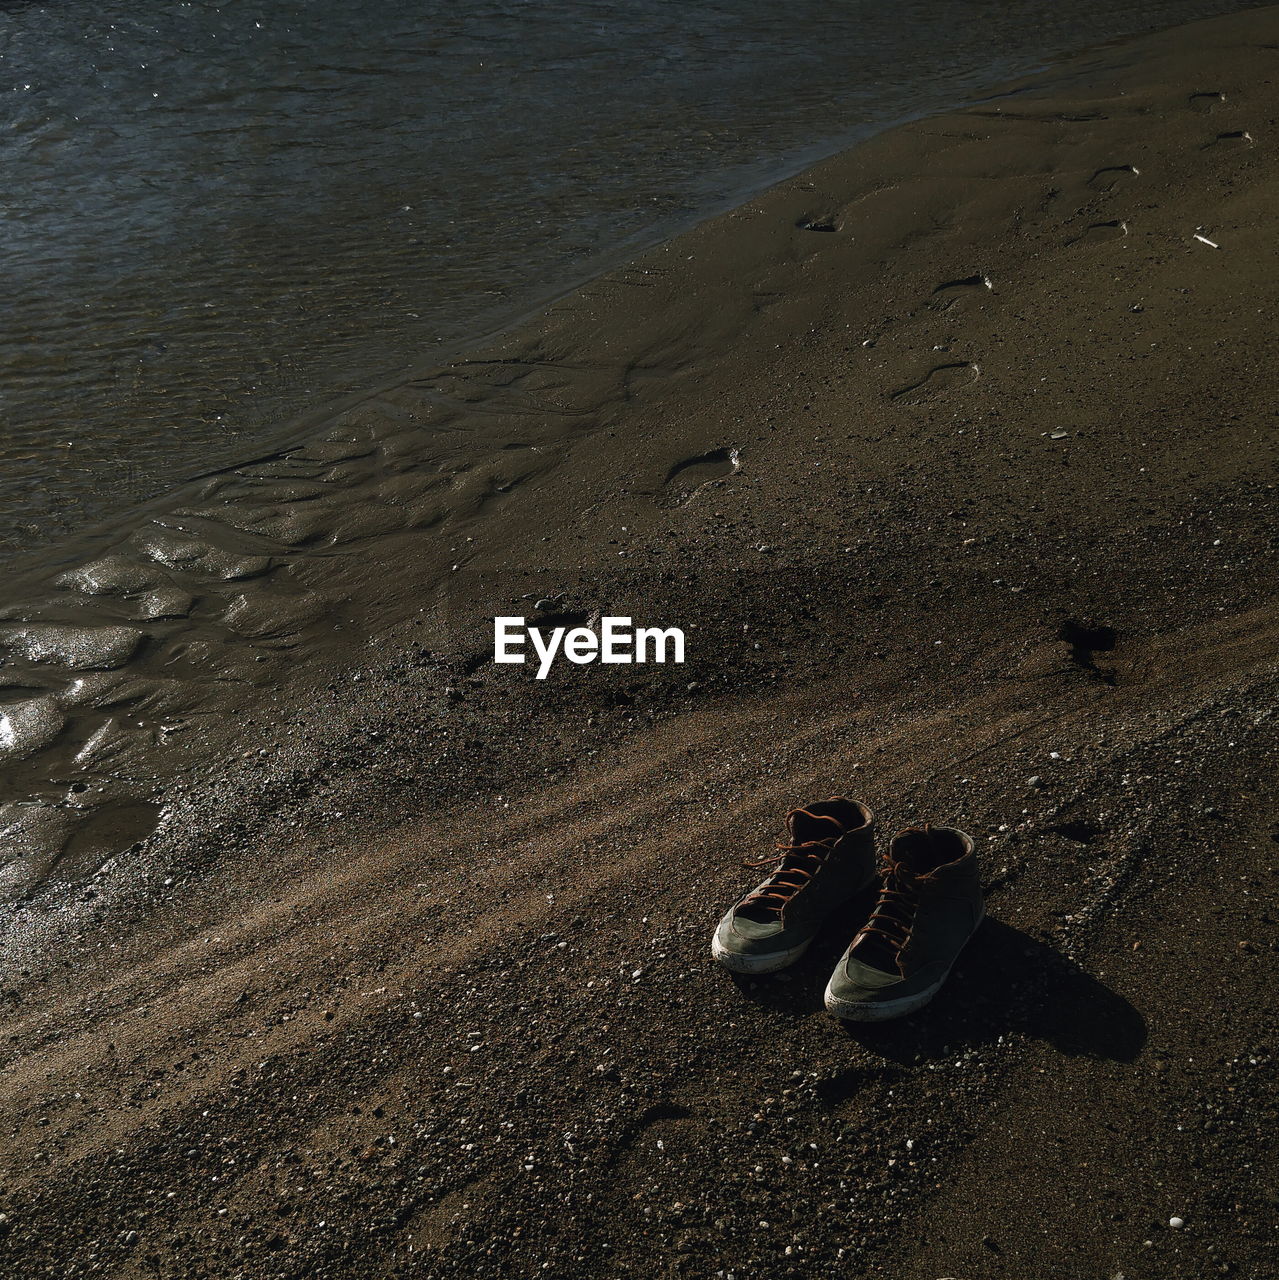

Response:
(824, 824), (984, 1021)
(712, 798), (876, 974)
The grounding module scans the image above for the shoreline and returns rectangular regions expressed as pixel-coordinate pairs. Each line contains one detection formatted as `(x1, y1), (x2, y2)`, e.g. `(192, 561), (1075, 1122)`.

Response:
(1, 2), (1273, 915)
(1, 6), (1278, 1277)
(5, 3), (1259, 574)
(1, 3), (1265, 585)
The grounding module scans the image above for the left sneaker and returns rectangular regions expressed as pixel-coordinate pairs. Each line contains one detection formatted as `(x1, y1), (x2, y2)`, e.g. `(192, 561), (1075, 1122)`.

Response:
(711, 798), (876, 974)
(824, 824), (984, 1021)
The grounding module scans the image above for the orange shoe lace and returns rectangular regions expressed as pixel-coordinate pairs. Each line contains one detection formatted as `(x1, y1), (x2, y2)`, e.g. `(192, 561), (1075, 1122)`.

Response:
(858, 861), (921, 959)
(740, 808), (844, 917)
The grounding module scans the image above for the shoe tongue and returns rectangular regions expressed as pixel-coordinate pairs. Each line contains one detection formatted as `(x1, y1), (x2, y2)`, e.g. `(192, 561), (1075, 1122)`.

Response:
(788, 804), (847, 844)
(849, 932), (899, 976)
(893, 825), (966, 876)
(886, 857), (925, 886)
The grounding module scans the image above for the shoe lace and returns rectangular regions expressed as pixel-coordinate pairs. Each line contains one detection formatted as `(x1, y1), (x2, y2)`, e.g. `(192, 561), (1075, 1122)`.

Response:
(856, 859), (922, 973)
(739, 809), (843, 917)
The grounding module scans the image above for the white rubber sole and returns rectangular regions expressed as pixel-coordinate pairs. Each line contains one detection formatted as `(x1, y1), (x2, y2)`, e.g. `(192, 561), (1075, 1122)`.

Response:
(711, 934), (813, 975)
(824, 905), (986, 1022)
(824, 975), (945, 1022)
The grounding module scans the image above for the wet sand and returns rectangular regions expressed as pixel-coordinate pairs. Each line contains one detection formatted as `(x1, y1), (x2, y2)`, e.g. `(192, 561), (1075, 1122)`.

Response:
(2, 7), (1278, 1278)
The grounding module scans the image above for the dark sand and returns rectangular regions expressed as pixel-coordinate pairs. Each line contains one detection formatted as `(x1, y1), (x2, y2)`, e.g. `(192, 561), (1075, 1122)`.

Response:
(2, 7), (1279, 1278)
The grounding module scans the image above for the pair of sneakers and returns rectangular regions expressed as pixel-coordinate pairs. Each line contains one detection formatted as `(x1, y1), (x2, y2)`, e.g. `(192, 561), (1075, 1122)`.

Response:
(711, 798), (985, 1021)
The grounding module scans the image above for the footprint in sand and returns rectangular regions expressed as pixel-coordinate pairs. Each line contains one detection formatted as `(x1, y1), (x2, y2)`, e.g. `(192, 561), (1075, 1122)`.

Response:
(891, 361), (980, 402)
(930, 274), (994, 310)
(1087, 165), (1140, 192)
(1210, 129), (1254, 146)
(660, 447), (741, 506)
(1189, 91), (1227, 113)
(796, 215), (840, 233)
(1068, 219), (1128, 246)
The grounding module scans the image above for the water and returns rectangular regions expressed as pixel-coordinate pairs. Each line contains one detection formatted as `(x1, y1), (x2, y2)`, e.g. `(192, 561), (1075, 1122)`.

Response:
(0, 0), (1259, 565)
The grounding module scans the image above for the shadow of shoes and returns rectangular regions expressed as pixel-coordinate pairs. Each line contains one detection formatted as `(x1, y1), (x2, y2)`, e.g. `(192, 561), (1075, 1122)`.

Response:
(721, 911), (1146, 1068)
(835, 916), (1147, 1066)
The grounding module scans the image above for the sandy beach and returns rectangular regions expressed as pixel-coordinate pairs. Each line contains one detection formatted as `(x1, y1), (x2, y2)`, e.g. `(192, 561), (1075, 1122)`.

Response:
(1, 6), (1278, 1278)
